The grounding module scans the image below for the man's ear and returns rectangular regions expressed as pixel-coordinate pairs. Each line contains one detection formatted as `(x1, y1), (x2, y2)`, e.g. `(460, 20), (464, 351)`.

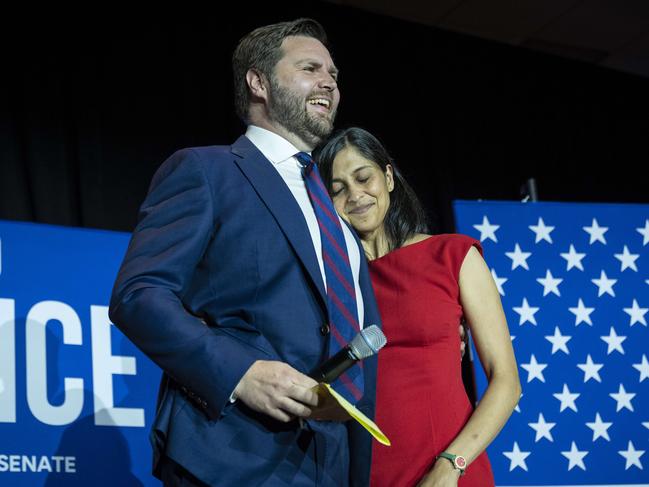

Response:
(246, 69), (269, 102)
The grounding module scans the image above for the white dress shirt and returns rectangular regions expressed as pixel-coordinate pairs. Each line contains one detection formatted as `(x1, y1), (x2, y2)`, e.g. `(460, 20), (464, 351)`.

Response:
(245, 125), (365, 327)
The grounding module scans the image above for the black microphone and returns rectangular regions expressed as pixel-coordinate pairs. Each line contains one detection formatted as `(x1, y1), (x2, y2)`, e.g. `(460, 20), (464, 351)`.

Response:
(309, 325), (387, 383)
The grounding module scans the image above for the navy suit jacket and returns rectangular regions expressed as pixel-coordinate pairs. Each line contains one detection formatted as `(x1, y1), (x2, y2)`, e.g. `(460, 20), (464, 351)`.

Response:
(109, 135), (381, 486)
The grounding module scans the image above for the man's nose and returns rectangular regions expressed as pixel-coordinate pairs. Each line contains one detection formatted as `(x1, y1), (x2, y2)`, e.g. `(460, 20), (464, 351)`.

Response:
(318, 72), (337, 91)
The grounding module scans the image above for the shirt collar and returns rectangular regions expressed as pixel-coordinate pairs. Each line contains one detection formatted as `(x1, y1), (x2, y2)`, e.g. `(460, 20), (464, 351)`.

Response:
(245, 125), (307, 165)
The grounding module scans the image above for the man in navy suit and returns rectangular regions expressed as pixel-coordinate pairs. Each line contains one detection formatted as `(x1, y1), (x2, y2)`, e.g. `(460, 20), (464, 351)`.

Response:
(109, 18), (381, 486)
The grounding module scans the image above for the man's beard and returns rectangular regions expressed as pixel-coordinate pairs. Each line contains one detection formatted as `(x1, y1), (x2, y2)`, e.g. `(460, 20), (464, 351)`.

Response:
(267, 77), (336, 147)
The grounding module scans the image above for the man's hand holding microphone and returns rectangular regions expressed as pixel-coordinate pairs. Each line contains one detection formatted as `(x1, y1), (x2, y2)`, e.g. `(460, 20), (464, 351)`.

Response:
(234, 325), (386, 422)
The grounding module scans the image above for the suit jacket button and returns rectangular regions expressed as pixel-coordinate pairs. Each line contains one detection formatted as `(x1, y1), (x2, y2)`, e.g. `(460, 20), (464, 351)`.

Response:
(320, 323), (330, 336)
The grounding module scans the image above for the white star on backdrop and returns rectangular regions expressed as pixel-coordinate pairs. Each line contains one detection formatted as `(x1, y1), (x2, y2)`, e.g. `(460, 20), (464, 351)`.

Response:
(577, 354), (603, 383)
(632, 354), (649, 382)
(561, 442), (588, 471)
(624, 299), (648, 327)
(513, 298), (539, 326)
(569, 298), (594, 326)
(560, 244), (586, 271)
(521, 354), (548, 383)
(553, 384), (580, 412)
(610, 384), (635, 412)
(600, 326), (626, 355)
(545, 326), (571, 355)
(614, 245), (639, 272)
(506, 243), (532, 270)
(514, 393), (523, 413)
(529, 413), (556, 442)
(537, 269), (563, 297)
(636, 219), (649, 246)
(585, 413), (612, 442)
(583, 218), (608, 245)
(490, 268), (507, 296)
(618, 441), (645, 470)
(592, 270), (617, 297)
(473, 216), (500, 243)
(503, 442), (530, 472)
(529, 217), (555, 243)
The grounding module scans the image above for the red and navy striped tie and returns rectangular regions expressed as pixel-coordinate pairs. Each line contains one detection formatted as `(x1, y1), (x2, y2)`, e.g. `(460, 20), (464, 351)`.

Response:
(296, 151), (364, 403)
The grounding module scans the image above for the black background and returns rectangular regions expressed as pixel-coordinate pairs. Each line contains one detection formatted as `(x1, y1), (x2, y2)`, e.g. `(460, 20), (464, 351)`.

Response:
(2, 2), (647, 234)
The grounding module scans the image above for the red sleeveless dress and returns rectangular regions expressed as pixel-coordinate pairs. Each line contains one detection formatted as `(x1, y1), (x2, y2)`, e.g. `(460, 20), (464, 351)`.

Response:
(369, 234), (495, 487)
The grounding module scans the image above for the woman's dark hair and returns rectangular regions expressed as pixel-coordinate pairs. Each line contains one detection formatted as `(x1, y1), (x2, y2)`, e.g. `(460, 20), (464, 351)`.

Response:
(314, 127), (429, 250)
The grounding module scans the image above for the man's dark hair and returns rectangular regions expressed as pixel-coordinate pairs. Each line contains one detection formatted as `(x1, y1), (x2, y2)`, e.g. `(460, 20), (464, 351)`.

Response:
(314, 127), (430, 252)
(232, 18), (328, 123)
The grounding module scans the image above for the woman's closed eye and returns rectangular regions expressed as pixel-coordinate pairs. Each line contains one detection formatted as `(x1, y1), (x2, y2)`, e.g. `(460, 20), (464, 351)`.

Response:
(331, 185), (345, 197)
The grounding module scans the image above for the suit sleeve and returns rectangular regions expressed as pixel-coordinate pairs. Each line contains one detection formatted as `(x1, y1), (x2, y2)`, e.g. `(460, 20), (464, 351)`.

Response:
(109, 148), (264, 420)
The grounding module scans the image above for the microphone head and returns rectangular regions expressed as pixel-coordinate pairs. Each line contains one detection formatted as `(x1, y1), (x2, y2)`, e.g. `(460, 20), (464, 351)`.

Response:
(349, 325), (387, 360)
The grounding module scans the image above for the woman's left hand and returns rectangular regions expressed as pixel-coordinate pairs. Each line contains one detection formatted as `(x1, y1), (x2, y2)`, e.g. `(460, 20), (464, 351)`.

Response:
(416, 459), (461, 487)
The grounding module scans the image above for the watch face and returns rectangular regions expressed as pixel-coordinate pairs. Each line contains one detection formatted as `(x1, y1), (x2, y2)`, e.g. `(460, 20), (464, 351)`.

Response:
(455, 456), (467, 469)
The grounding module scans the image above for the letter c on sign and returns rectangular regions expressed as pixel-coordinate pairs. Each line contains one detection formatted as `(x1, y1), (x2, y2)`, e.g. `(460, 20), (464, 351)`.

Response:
(26, 301), (84, 426)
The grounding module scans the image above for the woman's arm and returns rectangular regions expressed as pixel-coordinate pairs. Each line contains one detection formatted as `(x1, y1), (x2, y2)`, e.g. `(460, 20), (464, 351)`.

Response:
(418, 245), (521, 486)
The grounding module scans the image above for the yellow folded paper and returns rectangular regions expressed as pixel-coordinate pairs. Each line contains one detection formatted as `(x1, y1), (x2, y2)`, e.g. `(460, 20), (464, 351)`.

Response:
(322, 383), (391, 446)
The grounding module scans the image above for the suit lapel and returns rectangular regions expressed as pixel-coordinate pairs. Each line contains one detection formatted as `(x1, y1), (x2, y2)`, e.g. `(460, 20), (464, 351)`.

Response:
(231, 136), (327, 306)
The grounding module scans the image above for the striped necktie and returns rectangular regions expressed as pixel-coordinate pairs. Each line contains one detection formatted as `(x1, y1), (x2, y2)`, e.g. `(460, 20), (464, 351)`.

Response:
(295, 151), (364, 403)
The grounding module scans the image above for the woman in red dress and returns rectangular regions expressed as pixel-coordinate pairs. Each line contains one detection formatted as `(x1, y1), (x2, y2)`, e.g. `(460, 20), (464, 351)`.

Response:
(315, 128), (521, 487)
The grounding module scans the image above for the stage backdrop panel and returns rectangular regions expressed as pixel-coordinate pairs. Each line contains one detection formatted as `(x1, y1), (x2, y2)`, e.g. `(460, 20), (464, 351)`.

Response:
(0, 220), (160, 486)
(455, 200), (649, 487)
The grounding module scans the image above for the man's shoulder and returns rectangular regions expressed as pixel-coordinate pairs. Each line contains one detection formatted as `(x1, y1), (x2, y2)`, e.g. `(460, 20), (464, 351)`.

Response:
(172, 143), (235, 161)
(148, 141), (248, 190)
(161, 141), (245, 171)
(167, 135), (255, 166)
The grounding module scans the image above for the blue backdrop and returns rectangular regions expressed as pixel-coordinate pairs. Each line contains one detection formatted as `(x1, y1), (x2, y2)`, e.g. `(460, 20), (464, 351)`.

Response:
(455, 200), (648, 486)
(0, 220), (160, 486)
